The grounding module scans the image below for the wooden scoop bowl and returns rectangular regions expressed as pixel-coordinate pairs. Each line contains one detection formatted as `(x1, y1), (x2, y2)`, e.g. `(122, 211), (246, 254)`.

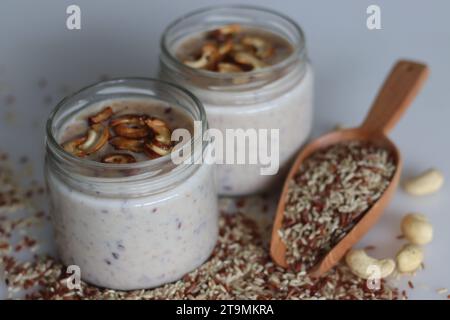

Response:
(270, 60), (429, 277)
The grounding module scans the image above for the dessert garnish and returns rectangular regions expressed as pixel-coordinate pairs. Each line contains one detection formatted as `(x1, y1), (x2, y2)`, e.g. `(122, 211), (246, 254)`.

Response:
(101, 153), (136, 164)
(183, 24), (274, 72)
(61, 106), (174, 162)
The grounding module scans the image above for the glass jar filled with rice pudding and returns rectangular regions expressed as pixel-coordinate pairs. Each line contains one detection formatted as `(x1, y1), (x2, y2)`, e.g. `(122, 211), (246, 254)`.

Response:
(160, 5), (314, 196)
(45, 78), (218, 290)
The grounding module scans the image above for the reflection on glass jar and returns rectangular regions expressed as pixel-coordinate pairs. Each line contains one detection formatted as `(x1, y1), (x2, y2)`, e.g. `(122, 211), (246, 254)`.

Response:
(160, 5), (314, 196)
(45, 78), (218, 290)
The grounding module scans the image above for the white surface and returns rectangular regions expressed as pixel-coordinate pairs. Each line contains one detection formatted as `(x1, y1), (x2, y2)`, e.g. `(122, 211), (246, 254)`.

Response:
(0, 0), (449, 299)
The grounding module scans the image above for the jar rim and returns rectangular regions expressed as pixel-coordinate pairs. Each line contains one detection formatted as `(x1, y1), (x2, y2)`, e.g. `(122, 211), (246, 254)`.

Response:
(160, 4), (307, 81)
(46, 77), (208, 172)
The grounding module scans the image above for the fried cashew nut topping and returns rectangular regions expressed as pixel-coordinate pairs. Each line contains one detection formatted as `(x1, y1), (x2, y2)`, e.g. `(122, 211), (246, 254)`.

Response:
(62, 136), (87, 157)
(184, 43), (220, 70)
(101, 153), (136, 164)
(110, 114), (150, 139)
(145, 140), (172, 157)
(88, 106), (113, 124)
(110, 115), (146, 127)
(233, 52), (268, 70)
(145, 117), (172, 145)
(113, 124), (150, 139)
(208, 24), (241, 41)
(218, 40), (234, 56)
(78, 124), (109, 154)
(61, 107), (176, 162)
(218, 62), (243, 73)
(241, 36), (274, 59)
(143, 145), (160, 160)
(109, 137), (144, 153)
(215, 24), (241, 36)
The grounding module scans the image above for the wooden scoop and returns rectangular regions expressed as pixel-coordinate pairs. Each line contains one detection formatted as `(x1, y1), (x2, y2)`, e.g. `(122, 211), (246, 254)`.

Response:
(270, 60), (429, 277)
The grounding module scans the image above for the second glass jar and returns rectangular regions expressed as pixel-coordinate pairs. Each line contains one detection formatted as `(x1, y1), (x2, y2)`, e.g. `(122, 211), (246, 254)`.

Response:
(160, 5), (314, 196)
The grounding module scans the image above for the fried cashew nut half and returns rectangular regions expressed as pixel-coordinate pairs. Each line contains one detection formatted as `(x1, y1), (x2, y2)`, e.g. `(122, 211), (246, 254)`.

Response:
(101, 153), (136, 164)
(144, 140), (172, 157)
(62, 136), (87, 157)
(184, 43), (220, 69)
(113, 124), (149, 139)
(241, 36), (274, 59)
(144, 117), (172, 145)
(110, 115), (146, 127)
(89, 106), (113, 124)
(218, 40), (234, 56)
(109, 136), (144, 153)
(218, 62), (243, 73)
(110, 114), (150, 139)
(208, 24), (241, 41)
(233, 52), (268, 70)
(78, 124), (109, 155)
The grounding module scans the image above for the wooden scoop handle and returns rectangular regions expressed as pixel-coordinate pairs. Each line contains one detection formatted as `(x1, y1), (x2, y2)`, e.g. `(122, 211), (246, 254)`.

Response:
(361, 60), (429, 135)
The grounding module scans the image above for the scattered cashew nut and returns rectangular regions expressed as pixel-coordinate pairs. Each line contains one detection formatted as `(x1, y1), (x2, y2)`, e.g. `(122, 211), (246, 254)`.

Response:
(403, 168), (444, 196)
(401, 213), (433, 245)
(396, 244), (424, 273)
(345, 249), (396, 279)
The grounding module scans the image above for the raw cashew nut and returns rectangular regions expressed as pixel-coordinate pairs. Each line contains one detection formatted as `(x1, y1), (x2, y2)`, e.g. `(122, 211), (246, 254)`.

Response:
(345, 249), (396, 279)
(403, 168), (444, 196)
(396, 244), (424, 273)
(401, 213), (433, 245)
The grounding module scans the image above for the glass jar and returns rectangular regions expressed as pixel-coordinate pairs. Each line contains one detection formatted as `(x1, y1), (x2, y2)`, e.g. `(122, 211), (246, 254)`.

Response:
(160, 5), (314, 196)
(45, 78), (218, 290)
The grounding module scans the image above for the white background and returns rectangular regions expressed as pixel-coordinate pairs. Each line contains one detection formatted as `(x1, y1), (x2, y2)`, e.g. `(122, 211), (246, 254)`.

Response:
(0, 0), (449, 299)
